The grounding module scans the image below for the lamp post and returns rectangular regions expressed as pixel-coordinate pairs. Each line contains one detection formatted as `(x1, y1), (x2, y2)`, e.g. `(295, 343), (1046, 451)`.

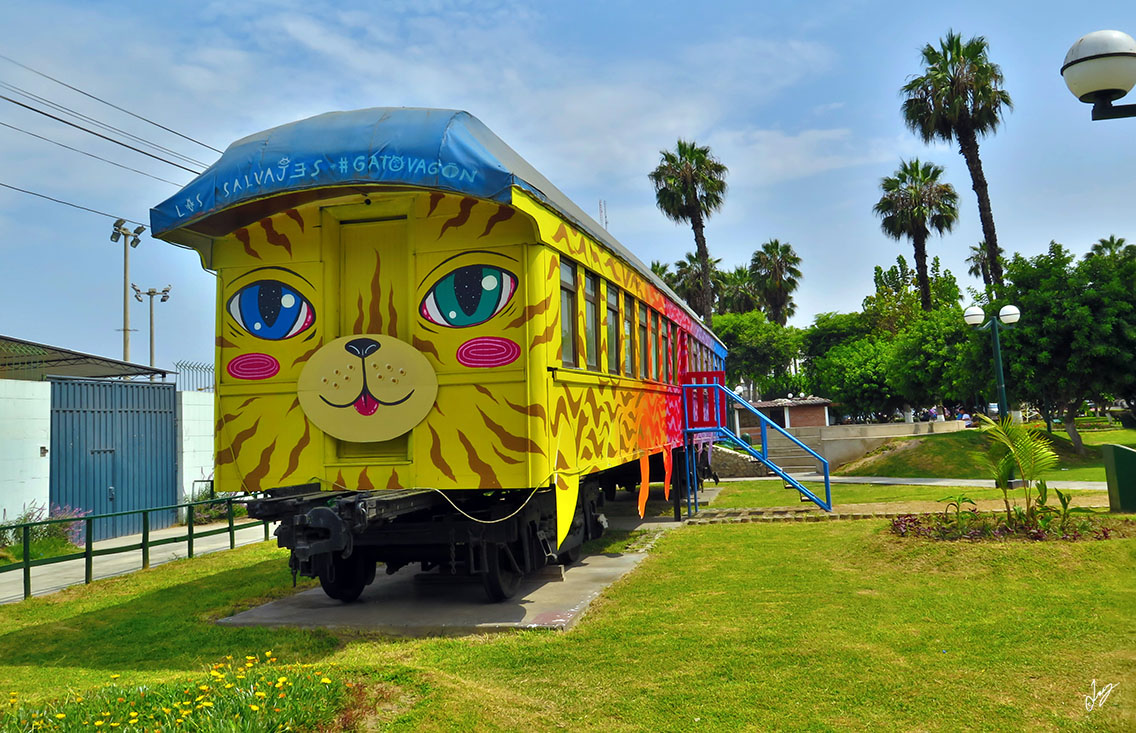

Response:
(132, 284), (171, 381)
(1061, 30), (1136, 120)
(110, 219), (145, 362)
(963, 304), (1020, 420)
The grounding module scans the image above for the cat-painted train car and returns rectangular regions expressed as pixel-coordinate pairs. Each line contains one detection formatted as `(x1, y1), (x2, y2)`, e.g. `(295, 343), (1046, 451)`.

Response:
(151, 108), (726, 601)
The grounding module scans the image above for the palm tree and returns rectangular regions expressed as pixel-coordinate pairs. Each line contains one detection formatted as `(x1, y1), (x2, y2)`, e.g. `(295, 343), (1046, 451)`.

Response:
(749, 239), (802, 326)
(873, 159), (959, 312)
(650, 140), (728, 322)
(1090, 235), (1134, 260)
(902, 31), (1012, 288)
(673, 252), (722, 315)
(965, 241), (1002, 288)
(718, 265), (762, 314)
(650, 260), (678, 290)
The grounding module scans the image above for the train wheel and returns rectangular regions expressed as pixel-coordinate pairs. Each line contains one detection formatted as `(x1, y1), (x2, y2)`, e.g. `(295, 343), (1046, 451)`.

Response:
(482, 542), (522, 602)
(318, 552), (370, 604)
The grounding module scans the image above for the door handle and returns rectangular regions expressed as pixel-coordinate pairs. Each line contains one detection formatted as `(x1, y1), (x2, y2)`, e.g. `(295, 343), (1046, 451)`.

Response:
(108, 485), (115, 502)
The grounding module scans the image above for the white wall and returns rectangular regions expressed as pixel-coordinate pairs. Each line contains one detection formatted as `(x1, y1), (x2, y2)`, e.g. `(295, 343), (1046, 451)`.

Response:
(0, 380), (51, 522)
(177, 391), (215, 502)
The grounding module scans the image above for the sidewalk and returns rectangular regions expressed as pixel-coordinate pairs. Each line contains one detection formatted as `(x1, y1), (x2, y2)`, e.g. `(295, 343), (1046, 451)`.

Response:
(721, 474), (1108, 491)
(0, 520), (275, 605)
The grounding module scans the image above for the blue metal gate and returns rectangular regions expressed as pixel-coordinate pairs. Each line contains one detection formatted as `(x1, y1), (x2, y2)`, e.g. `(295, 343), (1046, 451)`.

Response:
(49, 378), (177, 541)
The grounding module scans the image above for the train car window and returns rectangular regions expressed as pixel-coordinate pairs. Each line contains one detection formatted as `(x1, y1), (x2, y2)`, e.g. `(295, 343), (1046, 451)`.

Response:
(560, 261), (577, 367)
(606, 284), (620, 375)
(649, 310), (659, 381)
(623, 293), (635, 377)
(584, 272), (599, 370)
(638, 303), (648, 379)
(661, 320), (671, 383)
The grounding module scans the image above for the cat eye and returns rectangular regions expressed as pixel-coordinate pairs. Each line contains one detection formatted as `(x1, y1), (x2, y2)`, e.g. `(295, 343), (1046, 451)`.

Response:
(227, 280), (315, 340)
(420, 265), (516, 328)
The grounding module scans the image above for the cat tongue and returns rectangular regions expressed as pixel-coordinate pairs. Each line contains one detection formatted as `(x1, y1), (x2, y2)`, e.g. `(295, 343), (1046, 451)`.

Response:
(353, 392), (379, 416)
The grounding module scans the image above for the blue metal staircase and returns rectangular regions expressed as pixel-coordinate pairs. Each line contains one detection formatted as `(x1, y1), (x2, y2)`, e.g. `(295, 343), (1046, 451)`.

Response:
(680, 379), (832, 516)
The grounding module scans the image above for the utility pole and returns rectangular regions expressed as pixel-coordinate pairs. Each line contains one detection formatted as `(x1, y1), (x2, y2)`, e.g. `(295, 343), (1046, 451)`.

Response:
(110, 219), (145, 362)
(132, 284), (171, 381)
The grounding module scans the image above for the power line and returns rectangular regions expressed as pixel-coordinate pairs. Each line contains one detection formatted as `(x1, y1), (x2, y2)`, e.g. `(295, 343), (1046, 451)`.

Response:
(0, 93), (203, 174)
(0, 120), (183, 186)
(0, 80), (209, 168)
(0, 52), (223, 154)
(0, 181), (146, 227)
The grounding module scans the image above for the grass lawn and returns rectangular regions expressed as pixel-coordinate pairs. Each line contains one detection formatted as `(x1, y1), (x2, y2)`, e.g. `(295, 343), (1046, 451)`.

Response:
(711, 479), (1110, 510)
(1, 521), (1132, 730)
(835, 428), (1136, 482)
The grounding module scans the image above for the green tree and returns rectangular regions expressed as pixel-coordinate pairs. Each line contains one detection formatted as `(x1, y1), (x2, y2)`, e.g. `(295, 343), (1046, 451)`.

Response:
(874, 159), (959, 312)
(749, 239), (802, 326)
(650, 259), (676, 290)
(1001, 241), (1136, 453)
(965, 241), (1003, 289)
(902, 31), (1013, 287)
(809, 337), (900, 420)
(718, 265), (762, 314)
(1089, 234), (1134, 260)
(650, 140), (728, 322)
(887, 307), (986, 409)
(712, 311), (797, 392)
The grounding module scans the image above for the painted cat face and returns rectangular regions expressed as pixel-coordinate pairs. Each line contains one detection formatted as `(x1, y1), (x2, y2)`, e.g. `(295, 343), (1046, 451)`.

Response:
(297, 334), (438, 443)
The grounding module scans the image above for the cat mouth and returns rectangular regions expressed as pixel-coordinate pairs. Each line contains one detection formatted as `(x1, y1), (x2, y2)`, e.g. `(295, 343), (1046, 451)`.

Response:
(321, 387), (414, 415)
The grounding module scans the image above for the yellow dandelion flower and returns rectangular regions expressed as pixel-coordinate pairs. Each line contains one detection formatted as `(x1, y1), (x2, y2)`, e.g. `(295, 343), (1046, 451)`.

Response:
(198, 685), (209, 691)
(277, 677), (287, 683)
(249, 705), (259, 712)
(225, 655), (233, 660)
(201, 702), (213, 708)
(235, 675), (245, 680)
(264, 651), (272, 657)
(109, 674), (120, 680)
(321, 678), (331, 684)
(176, 719), (182, 724)
(161, 709), (171, 714)
(55, 714), (66, 719)
(94, 722), (104, 728)
(254, 692), (266, 698)
(245, 656), (255, 661)
(110, 724), (120, 728)
(129, 712), (138, 718)
(102, 713), (112, 717)
(75, 698), (83, 703)
(224, 684), (234, 689)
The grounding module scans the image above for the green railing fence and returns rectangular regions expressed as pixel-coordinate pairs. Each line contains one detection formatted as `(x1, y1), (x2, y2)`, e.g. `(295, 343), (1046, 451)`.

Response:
(0, 496), (271, 601)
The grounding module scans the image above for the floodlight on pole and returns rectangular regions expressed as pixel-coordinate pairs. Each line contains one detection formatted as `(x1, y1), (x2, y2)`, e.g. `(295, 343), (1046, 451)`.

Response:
(110, 219), (141, 362)
(963, 304), (1021, 419)
(133, 284), (171, 380)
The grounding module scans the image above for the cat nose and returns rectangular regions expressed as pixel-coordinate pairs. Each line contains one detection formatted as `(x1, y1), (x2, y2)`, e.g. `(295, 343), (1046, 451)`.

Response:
(345, 338), (380, 358)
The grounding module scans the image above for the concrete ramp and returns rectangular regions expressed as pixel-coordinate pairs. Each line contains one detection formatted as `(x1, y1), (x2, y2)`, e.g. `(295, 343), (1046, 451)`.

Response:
(217, 552), (646, 636)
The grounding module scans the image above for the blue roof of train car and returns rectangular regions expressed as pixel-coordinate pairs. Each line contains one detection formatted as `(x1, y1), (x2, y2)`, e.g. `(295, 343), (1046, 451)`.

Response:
(150, 107), (723, 350)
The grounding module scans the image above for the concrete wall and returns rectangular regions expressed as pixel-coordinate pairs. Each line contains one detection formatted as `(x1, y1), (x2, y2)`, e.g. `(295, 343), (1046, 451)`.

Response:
(177, 391), (215, 502)
(813, 420), (965, 468)
(0, 380), (51, 522)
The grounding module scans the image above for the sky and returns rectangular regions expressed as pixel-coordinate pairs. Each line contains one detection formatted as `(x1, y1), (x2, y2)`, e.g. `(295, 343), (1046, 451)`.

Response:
(1, 0), (1134, 375)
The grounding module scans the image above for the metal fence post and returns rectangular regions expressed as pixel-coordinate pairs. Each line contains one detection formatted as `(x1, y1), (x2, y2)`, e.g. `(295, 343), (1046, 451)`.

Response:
(142, 511), (150, 569)
(21, 524), (31, 600)
(263, 517), (269, 542)
(227, 499), (235, 550)
(187, 504), (195, 559)
(84, 517), (93, 584)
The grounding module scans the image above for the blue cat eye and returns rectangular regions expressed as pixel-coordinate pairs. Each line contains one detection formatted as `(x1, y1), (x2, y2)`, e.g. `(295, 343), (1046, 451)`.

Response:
(227, 280), (315, 340)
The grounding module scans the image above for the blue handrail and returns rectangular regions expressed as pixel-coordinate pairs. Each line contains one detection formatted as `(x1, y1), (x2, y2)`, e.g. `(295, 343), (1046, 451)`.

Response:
(680, 383), (832, 513)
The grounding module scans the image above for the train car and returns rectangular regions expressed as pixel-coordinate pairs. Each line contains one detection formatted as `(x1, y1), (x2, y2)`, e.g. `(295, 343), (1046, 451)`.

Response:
(150, 108), (727, 602)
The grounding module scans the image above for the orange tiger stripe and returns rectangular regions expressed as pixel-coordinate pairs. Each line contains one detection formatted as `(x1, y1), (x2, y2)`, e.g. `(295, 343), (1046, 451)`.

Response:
(504, 291), (552, 330)
(477, 407), (544, 457)
(357, 467), (374, 492)
(492, 445), (523, 465)
(413, 336), (440, 360)
(292, 342), (321, 367)
(387, 469), (402, 489)
(216, 336), (239, 349)
(353, 294), (365, 333)
(234, 229), (260, 259)
(279, 420), (311, 480)
(480, 204), (515, 237)
(503, 396), (547, 422)
(429, 425), (456, 481)
(244, 442), (275, 492)
(260, 218), (292, 255)
(284, 208), (305, 231)
(438, 197), (477, 238)
(386, 288), (398, 337)
(529, 320), (557, 350)
(217, 418), (260, 466)
(458, 432), (500, 488)
(367, 252), (383, 332)
(427, 191), (444, 216)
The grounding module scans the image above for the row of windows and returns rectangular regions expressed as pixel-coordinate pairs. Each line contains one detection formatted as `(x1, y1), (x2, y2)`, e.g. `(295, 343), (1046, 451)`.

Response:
(560, 259), (723, 381)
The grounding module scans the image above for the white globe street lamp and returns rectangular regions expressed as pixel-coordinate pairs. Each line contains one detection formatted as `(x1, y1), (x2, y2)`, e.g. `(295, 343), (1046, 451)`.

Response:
(963, 305), (1021, 419)
(1062, 30), (1136, 120)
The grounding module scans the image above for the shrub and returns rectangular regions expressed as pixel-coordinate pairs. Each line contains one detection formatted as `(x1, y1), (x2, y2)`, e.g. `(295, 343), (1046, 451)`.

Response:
(0, 503), (89, 550)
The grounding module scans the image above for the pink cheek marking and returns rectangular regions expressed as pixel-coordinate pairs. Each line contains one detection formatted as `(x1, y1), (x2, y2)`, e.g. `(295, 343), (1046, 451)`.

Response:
(456, 337), (520, 368)
(226, 353), (280, 380)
